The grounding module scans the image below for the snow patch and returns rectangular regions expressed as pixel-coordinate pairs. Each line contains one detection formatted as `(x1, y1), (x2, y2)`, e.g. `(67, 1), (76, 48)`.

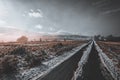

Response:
(72, 41), (93, 80)
(94, 41), (119, 80)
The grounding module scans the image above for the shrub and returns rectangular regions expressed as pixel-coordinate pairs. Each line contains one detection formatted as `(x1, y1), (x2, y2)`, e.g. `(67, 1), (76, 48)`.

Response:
(25, 52), (42, 67)
(0, 55), (18, 74)
(11, 47), (27, 56)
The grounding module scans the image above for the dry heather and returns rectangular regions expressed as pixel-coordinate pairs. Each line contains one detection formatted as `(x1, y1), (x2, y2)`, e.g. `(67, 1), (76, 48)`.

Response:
(0, 40), (86, 74)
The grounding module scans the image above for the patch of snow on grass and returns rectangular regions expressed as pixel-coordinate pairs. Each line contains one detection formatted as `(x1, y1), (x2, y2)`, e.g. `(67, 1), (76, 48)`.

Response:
(94, 41), (119, 80)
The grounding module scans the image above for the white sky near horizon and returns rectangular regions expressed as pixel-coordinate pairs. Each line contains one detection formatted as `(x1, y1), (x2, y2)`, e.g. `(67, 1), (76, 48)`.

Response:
(0, 0), (120, 41)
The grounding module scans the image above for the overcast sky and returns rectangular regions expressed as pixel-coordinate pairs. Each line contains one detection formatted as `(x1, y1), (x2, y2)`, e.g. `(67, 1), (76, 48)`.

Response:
(0, 0), (120, 41)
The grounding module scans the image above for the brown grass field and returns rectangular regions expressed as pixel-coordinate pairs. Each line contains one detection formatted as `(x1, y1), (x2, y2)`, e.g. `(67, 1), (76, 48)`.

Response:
(0, 40), (87, 74)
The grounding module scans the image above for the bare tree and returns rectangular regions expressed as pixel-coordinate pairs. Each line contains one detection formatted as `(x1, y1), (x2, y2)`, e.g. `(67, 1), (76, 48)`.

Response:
(17, 36), (28, 43)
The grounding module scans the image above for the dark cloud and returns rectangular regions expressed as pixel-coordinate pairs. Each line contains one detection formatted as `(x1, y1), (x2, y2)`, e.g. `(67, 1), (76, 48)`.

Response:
(1, 0), (120, 36)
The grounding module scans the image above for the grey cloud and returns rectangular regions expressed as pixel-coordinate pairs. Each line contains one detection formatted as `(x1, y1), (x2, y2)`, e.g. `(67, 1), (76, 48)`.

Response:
(0, 0), (120, 36)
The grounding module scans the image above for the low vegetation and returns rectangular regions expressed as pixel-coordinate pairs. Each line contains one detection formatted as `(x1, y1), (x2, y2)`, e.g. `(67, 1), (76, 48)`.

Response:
(0, 40), (85, 75)
(97, 41), (120, 70)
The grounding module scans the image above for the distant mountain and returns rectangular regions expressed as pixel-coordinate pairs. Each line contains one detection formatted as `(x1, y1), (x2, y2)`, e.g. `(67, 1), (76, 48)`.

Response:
(40, 34), (91, 41)
(56, 35), (90, 40)
(55, 31), (73, 35)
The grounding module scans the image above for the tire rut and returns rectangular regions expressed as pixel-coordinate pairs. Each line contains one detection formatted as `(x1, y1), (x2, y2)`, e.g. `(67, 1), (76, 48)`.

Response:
(77, 43), (108, 80)
(37, 44), (89, 80)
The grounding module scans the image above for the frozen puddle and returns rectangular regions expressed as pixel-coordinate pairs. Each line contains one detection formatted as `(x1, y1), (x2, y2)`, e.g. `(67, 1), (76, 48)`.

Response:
(17, 43), (88, 80)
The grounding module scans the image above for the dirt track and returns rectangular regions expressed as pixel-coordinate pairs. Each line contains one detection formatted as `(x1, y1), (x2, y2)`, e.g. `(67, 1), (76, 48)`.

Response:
(77, 44), (106, 80)
(37, 44), (88, 80)
(37, 42), (114, 80)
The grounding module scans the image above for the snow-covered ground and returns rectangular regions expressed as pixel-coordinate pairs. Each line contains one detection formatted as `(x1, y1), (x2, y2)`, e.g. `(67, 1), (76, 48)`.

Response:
(94, 41), (119, 80)
(71, 41), (93, 80)
(16, 42), (89, 80)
